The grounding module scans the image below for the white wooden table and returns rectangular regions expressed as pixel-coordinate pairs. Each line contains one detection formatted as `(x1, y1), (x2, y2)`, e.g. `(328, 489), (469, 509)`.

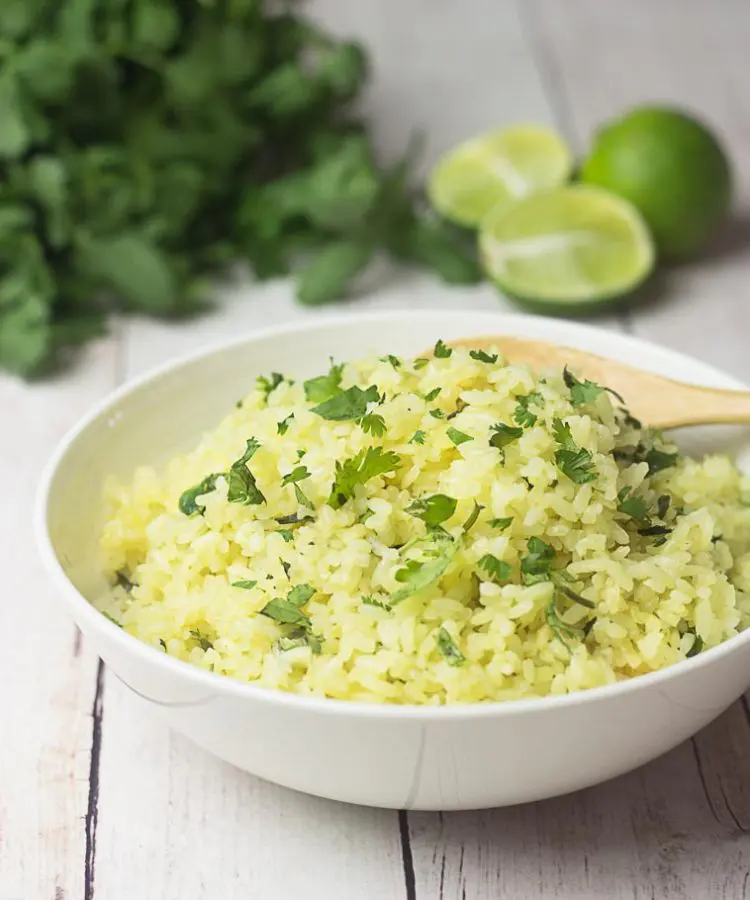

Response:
(4, 2), (750, 897)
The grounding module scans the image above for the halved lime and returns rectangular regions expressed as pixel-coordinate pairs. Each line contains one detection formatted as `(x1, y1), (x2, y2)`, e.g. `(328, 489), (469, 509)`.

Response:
(428, 125), (573, 228)
(478, 185), (655, 313)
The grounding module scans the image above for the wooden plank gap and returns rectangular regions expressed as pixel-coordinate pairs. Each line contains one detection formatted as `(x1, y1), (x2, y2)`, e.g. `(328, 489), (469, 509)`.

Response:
(398, 810), (417, 900)
(84, 660), (106, 900)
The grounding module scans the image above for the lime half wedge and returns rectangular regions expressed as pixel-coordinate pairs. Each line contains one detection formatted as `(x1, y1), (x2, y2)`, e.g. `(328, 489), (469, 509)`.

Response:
(428, 125), (573, 227)
(479, 185), (655, 313)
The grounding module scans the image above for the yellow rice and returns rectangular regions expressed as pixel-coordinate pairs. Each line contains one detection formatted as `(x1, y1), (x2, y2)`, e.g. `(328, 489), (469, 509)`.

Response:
(98, 345), (750, 704)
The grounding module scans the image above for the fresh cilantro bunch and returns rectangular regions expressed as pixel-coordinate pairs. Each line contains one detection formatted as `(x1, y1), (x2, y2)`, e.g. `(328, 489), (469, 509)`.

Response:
(0, 0), (480, 377)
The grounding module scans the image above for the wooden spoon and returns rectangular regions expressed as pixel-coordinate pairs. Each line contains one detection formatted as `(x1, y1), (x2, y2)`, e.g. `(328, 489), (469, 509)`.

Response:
(441, 335), (750, 430)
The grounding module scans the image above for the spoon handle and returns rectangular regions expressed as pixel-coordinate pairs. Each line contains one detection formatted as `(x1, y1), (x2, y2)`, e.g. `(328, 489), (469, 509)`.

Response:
(440, 335), (750, 430)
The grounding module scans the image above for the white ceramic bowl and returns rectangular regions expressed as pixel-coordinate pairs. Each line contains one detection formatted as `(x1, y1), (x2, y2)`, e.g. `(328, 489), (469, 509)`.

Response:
(36, 311), (750, 810)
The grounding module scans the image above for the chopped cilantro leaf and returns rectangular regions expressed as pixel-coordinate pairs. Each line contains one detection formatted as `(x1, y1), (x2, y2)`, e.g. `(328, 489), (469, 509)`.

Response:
(423, 387), (441, 402)
(261, 599), (311, 626)
(563, 367), (604, 406)
(189, 629), (214, 651)
(179, 473), (220, 516)
(489, 422), (523, 452)
(433, 339), (452, 358)
(552, 418), (597, 484)
(232, 580), (257, 589)
(257, 372), (284, 401)
(406, 493), (457, 528)
(617, 487), (648, 520)
(436, 627), (465, 666)
(282, 465), (310, 487)
(462, 501), (483, 533)
(514, 392), (543, 428)
(556, 583), (596, 609)
(686, 631), (703, 658)
(521, 537), (555, 585)
(281, 466), (314, 509)
(328, 447), (401, 509)
(227, 439), (265, 505)
(277, 631), (322, 654)
(637, 524), (672, 537)
(360, 412), (386, 436)
(478, 554), (512, 583)
(545, 598), (579, 650)
(382, 354), (401, 368)
(277, 414), (294, 435)
(469, 349), (498, 364)
(288, 583), (315, 606)
(645, 448), (678, 475)
(391, 534), (459, 603)
(657, 494), (671, 519)
(303, 361), (344, 403)
(277, 529), (294, 542)
(447, 427), (473, 446)
(429, 408), (445, 419)
(413, 357), (429, 370)
(362, 595), (392, 611)
(410, 430), (426, 445)
(490, 516), (513, 530)
(311, 384), (380, 421)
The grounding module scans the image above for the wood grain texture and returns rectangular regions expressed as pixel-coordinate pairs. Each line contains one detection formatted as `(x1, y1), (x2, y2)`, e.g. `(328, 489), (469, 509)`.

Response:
(0, 340), (119, 900)
(5, 1), (750, 898)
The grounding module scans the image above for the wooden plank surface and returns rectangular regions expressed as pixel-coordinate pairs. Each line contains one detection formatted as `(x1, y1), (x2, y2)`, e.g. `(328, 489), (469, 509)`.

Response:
(4, 1), (750, 898)
(0, 341), (119, 900)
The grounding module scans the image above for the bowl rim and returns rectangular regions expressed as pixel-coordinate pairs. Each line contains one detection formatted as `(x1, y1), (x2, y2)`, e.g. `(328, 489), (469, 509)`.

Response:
(35, 308), (750, 720)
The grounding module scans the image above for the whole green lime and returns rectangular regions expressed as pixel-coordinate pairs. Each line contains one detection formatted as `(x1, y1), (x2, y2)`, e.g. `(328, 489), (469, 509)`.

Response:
(580, 106), (732, 258)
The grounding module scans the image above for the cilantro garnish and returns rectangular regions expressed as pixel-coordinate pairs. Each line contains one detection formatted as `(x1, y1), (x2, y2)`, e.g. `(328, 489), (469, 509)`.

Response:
(232, 580), (257, 589)
(303, 362), (345, 403)
(261, 583), (316, 627)
(521, 537), (555, 585)
(489, 422), (523, 452)
(257, 372), (284, 401)
(362, 595), (392, 611)
(406, 494), (457, 528)
(277, 414), (294, 435)
(382, 355), (401, 368)
(617, 487), (648, 520)
(490, 516), (513, 530)
(513, 392), (543, 428)
(328, 446), (401, 509)
(413, 358), (429, 370)
(436, 627), (465, 666)
(552, 418), (597, 484)
(545, 598), (580, 650)
(462, 501), (482, 533)
(563, 367), (624, 406)
(433, 339), (452, 358)
(410, 430), (426, 445)
(477, 554), (512, 583)
(447, 427), (473, 446)
(391, 533), (459, 603)
(179, 473), (220, 516)
(360, 412), (386, 436)
(469, 349), (498, 364)
(429, 408), (446, 419)
(277, 631), (322, 654)
(311, 383), (380, 420)
(227, 438), (265, 505)
(189, 629), (214, 651)
(645, 448), (678, 475)
(637, 524), (672, 537)
(282, 465), (314, 510)
(423, 387), (441, 402)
